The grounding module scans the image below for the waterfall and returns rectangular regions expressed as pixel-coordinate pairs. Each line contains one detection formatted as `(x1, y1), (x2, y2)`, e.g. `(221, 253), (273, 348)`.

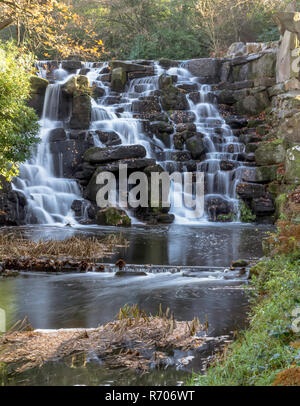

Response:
(15, 59), (247, 226)
(13, 73), (83, 225)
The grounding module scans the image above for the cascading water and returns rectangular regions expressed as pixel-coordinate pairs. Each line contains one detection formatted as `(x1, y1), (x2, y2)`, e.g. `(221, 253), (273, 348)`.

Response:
(13, 69), (83, 225)
(15, 59), (247, 226)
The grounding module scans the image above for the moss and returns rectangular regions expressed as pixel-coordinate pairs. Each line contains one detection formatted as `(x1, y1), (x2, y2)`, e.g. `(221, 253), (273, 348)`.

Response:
(239, 200), (256, 223)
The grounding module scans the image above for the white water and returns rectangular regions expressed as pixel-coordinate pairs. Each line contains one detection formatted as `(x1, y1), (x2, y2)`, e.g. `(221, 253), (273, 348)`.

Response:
(14, 60), (246, 225)
(13, 69), (83, 225)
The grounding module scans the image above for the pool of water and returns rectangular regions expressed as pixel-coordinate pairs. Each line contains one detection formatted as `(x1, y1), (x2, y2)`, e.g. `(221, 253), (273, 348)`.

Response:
(0, 223), (272, 385)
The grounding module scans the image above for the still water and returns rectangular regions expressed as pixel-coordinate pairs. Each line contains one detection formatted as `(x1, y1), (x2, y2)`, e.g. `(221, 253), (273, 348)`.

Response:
(0, 223), (272, 385)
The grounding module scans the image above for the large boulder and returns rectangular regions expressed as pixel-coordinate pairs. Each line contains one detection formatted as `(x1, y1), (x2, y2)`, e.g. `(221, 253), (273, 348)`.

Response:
(185, 135), (205, 159)
(255, 141), (286, 165)
(0, 177), (26, 226)
(96, 207), (131, 227)
(285, 145), (300, 184)
(62, 75), (89, 96)
(236, 183), (266, 199)
(236, 89), (270, 115)
(110, 61), (148, 72)
(111, 67), (127, 92)
(28, 76), (49, 117)
(69, 93), (91, 129)
(278, 111), (300, 145)
(184, 59), (221, 83)
(84, 145), (147, 164)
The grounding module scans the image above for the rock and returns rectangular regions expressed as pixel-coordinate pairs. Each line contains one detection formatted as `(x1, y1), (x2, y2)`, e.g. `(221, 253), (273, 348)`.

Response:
(28, 76), (49, 117)
(50, 138), (94, 178)
(169, 111), (196, 124)
(158, 59), (180, 69)
(0, 177), (26, 225)
(176, 83), (198, 93)
(220, 161), (235, 171)
(255, 141), (285, 165)
(158, 74), (174, 89)
(225, 116), (248, 129)
(110, 61), (148, 72)
(115, 271), (147, 277)
(176, 123), (196, 133)
(205, 196), (233, 222)
(231, 259), (249, 268)
(184, 59), (221, 83)
(216, 89), (236, 105)
(93, 85), (106, 98)
(245, 143), (260, 153)
(248, 52), (277, 80)
(161, 84), (189, 111)
(255, 166), (278, 183)
(61, 61), (83, 72)
(84, 145), (147, 164)
(111, 67), (127, 92)
(251, 196), (275, 215)
(132, 99), (161, 113)
(226, 42), (247, 57)
(62, 75), (89, 96)
(69, 93), (91, 129)
(149, 121), (174, 134)
(96, 207), (131, 227)
(48, 128), (67, 143)
(278, 112), (300, 144)
(236, 182), (265, 199)
(185, 135), (205, 159)
(236, 90), (270, 115)
(285, 146), (300, 184)
(92, 130), (121, 146)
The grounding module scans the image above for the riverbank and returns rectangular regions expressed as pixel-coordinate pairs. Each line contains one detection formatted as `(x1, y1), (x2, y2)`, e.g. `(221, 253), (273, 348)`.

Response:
(191, 183), (300, 386)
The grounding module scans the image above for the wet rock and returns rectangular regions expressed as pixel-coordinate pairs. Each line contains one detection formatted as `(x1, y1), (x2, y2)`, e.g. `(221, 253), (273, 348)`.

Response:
(69, 93), (91, 129)
(84, 145), (147, 164)
(245, 143), (260, 153)
(93, 85), (106, 99)
(251, 195), (275, 215)
(176, 83), (198, 93)
(149, 121), (174, 134)
(115, 270), (147, 277)
(132, 99), (161, 113)
(185, 135), (205, 159)
(220, 161), (235, 171)
(48, 128), (67, 143)
(169, 111), (196, 124)
(158, 59), (180, 69)
(28, 76), (49, 117)
(184, 59), (221, 83)
(160, 83), (189, 111)
(61, 61), (83, 72)
(206, 196), (233, 222)
(0, 177), (26, 226)
(96, 207), (131, 227)
(236, 182), (265, 199)
(92, 130), (121, 146)
(62, 75), (89, 96)
(231, 259), (249, 268)
(110, 61), (148, 72)
(111, 67), (127, 92)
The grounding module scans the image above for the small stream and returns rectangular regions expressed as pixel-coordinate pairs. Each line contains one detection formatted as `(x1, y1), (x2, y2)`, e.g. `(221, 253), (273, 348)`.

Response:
(0, 223), (271, 386)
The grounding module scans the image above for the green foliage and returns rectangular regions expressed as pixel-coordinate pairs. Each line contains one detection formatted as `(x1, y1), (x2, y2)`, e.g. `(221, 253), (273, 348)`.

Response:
(239, 200), (256, 223)
(0, 42), (39, 182)
(191, 253), (300, 386)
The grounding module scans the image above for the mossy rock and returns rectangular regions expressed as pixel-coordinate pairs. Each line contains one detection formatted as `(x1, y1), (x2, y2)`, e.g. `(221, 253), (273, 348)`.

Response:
(96, 207), (131, 227)
(111, 67), (127, 92)
(30, 76), (49, 93)
(255, 166), (278, 183)
(285, 146), (300, 185)
(255, 141), (285, 166)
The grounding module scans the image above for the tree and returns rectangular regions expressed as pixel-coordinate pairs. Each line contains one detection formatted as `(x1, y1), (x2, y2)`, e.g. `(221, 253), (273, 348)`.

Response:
(0, 42), (40, 182)
(0, 1), (104, 59)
